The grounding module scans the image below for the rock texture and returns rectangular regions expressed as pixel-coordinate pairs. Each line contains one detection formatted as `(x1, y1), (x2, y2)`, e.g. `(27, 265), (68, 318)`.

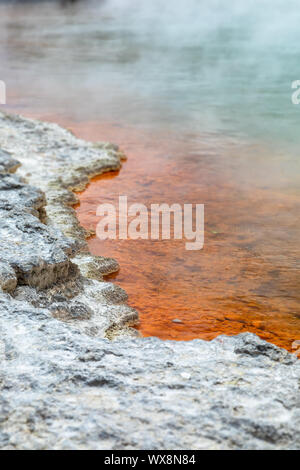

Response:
(0, 111), (138, 337)
(0, 149), (20, 174)
(0, 195), (77, 290)
(0, 308), (299, 450)
(0, 111), (299, 450)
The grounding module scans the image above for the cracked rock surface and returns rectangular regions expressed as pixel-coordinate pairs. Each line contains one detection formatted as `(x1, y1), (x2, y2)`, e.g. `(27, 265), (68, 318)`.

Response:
(0, 149), (20, 174)
(0, 305), (299, 450)
(0, 112), (299, 450)
(0, 205), (78, 290)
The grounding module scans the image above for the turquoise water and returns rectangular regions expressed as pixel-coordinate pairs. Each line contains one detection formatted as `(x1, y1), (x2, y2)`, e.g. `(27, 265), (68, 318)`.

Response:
(1, 0), (300, 153)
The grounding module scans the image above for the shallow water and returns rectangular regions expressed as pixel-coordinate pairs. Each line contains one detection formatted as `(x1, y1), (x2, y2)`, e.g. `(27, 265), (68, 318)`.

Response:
(0, 0), (299, 350)
(74, 121), (300, 351)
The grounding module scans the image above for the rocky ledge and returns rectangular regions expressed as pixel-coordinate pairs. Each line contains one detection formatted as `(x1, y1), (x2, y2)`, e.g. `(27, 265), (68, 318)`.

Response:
(0, 111), (299, 450)
(0, 112), (138, 337)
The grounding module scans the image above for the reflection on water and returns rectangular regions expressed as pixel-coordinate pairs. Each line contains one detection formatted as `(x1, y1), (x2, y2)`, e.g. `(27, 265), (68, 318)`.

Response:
(0, 0), (299, 350)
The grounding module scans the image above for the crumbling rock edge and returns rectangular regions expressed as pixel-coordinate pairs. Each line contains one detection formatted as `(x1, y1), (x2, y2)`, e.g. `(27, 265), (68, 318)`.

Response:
(0, 112), (299, 450)
(0, 111), (139, 338)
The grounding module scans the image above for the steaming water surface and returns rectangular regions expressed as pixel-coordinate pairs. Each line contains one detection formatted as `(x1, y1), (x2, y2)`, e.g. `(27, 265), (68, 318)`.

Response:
(0, 0), (299, 350)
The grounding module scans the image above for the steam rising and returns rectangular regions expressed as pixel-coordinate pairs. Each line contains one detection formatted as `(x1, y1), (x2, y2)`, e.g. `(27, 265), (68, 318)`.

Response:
(0, 0), (299, 149)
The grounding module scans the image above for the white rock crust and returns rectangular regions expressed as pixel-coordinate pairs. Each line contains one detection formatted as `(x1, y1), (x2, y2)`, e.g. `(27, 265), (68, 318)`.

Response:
(0, 112), (299, 450)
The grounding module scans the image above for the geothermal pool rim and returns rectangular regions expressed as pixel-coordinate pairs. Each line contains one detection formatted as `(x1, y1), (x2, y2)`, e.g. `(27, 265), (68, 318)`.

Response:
(0, 111), (299, 450)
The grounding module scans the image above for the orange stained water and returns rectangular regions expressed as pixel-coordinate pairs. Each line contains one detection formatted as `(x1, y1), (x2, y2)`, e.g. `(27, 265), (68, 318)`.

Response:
(70, 120), (300, 353)
(14, 113), (296, 352)
(0, 0), (299, 354)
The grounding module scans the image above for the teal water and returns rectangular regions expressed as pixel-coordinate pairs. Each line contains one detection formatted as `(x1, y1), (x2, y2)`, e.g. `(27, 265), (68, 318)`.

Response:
(0, 0), (299, 347)
(1, 0), (300, 153)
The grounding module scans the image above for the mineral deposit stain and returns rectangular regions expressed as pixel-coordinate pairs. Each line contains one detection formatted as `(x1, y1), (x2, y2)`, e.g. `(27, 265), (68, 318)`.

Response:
(2, 0), (299, 353)
(74, 121), (300, 352)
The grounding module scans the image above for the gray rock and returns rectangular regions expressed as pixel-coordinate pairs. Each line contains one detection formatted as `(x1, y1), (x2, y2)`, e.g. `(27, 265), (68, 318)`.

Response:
(0, 207), (78, 289)
(0, 149), (20, 174)
(0, 262), (17, 293)
(0, 111), (136, 333)
(0, 173), (46, 218)
(72, 252), (120, 281)
(0, 298), (298, 450)
(0, 112), (298, 450)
